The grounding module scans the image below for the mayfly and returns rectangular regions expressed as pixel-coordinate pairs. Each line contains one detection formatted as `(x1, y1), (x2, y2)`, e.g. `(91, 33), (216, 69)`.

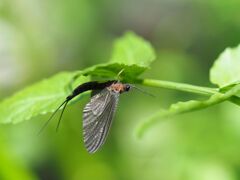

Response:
(39, 80), (132, 153)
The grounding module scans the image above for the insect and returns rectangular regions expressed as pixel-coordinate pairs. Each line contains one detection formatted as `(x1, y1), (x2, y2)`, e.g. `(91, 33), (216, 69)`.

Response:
(39, 80), (132, 153)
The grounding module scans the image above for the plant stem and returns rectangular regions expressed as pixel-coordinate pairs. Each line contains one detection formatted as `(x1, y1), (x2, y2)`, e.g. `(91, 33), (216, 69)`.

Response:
(139, 79), (218, 96)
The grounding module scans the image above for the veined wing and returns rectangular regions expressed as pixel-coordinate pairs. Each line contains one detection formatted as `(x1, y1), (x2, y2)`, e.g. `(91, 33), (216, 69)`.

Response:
(83, 88), (119, 153)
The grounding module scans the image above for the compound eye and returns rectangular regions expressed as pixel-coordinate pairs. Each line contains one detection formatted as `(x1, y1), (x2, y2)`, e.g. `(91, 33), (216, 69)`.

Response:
(125, 84), (131, 91)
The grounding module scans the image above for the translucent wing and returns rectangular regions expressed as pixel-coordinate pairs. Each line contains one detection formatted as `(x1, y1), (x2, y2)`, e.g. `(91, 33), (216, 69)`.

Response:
(83, 88), (119, 153)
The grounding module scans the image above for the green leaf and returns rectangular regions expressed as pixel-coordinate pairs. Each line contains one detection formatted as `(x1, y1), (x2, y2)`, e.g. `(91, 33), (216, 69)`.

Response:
(210, 44), (240, 87)
(137, 83), (240, 138)
(0, 72), (89, 124)
(83, 32), (156, 81)
(0, 32), (155, 124)
(110, 32), (155, 66)
(83, 63), (148, 82)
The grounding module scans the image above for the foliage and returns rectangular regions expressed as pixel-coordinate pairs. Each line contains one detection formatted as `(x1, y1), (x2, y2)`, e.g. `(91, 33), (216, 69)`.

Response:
(0, 72), (89, 124)
(0, 32), (155, 124)
(1, 32), (240, 139)
(1, 1), (240, 179)
(210, 44), (240, 87)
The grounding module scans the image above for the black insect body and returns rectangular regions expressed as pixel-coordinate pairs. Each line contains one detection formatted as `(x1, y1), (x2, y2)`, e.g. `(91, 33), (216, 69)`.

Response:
(40, 80), (131, 153)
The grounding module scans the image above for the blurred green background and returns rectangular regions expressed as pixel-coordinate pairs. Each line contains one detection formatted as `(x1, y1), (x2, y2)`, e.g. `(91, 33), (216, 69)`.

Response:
(1, 0), (240, 180)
